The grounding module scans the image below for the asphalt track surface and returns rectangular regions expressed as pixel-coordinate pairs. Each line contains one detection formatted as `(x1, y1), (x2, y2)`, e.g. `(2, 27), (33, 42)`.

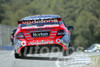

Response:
(0, 50), (92, 67)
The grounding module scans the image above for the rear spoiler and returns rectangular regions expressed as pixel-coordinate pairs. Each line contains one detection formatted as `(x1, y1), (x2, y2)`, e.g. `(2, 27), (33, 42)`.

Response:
(17, 20), (34, 25)
(17, 18), (62, 25)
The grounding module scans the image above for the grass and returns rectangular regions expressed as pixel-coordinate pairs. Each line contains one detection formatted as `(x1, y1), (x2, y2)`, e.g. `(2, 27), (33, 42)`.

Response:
(86, 55), (100, 67)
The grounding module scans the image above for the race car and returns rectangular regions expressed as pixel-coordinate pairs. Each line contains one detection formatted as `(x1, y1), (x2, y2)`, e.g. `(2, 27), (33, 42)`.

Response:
(14, 15), (73, 58)
(84, 44), (100, 53)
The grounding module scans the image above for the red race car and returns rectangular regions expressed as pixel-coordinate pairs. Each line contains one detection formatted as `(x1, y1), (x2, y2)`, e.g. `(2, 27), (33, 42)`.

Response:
(14, 15), (73, 58)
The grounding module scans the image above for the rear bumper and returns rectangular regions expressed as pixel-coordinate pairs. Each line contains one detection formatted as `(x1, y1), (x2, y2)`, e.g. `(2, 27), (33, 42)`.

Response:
(14, 36), (70, 54)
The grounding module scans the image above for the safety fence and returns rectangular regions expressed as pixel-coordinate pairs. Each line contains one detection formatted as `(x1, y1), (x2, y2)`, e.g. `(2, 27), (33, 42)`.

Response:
(0, 24), (16, 50)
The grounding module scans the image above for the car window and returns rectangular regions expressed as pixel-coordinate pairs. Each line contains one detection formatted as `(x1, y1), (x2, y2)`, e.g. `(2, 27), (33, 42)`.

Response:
(18, 22), (61, 28)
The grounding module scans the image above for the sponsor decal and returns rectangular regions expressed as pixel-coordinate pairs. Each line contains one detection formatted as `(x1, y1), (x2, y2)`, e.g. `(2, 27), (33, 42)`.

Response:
(21, 41), (26, 46)
(28, 40), (54, 45)
(24, 33), (30, 35)
(32, 32), (49, 37)
(56, 39), (61, 44)
(42, 27), (55, 30)
(44, 25), (59, 27)
(26, 29), (38, 31)
(50, 37), (55, 38)
(27, 38), (33, 40)
(22, 19), (59, 24)
(21, 39), (61, 46)
(51, 31), (57, 33)
(25, 36), (31, 37)
(26, 28), (55, 31)
(50, 34), (56, 35)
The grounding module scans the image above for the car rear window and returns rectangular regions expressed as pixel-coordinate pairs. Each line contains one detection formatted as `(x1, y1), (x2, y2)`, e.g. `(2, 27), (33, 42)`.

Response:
(19, 22), (61, 28)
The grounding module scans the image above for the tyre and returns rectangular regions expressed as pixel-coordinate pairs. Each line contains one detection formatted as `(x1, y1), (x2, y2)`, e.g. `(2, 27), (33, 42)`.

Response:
(69, 48), (73, 54)
(62, 48), (73, 56)
(68, 43), (73, 54)
(62, 49), (69, 56)
(15, 53), (20, 58)
(62, 43), (73, 56)
(14, 51), (25, 59)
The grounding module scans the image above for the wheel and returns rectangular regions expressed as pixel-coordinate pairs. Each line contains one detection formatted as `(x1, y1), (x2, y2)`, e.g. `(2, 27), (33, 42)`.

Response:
(68, 43), (73, 54)
(62, 48), (69, 56)
(69, 48), (73, 54)
(62, 43), (73, 56)
(14, 53), (20, 58)
(14, 51), (25, 59)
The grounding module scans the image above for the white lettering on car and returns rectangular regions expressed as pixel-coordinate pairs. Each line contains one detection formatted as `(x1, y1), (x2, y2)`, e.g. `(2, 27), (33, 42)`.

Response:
(33, 32), (49, 37)
(51, 31), (57, 33)
(28, 40), (54, 45)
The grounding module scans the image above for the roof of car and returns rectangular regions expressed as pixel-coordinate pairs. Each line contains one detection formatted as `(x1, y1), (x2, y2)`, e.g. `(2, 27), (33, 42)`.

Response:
(21, 15), (61, 21)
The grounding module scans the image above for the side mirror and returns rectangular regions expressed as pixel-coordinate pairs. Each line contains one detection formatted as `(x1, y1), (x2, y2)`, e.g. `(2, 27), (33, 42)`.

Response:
(68, 26), (73, 30)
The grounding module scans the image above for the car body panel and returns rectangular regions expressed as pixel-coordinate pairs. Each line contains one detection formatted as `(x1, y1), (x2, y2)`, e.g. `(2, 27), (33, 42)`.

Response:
(14, 15), (71, 54)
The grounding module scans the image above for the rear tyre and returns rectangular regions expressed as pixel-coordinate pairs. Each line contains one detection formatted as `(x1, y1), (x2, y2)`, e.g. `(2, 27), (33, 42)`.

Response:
(69, 48), (73, 54)
(68, 43), (73, 54)
(62, 43), (73, 56)
(14, 53), (25, 58)
(15, 53), (20, 58)
(14, 51), (25, 59)
(62, 49), (69, 56)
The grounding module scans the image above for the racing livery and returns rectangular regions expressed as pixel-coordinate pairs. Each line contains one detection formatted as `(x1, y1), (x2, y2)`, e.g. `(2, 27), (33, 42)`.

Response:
(14, 15), (73, 58)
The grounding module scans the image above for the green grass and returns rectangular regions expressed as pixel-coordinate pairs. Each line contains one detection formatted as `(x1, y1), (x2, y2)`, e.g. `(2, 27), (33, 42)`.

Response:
(86, 55), (100, 67)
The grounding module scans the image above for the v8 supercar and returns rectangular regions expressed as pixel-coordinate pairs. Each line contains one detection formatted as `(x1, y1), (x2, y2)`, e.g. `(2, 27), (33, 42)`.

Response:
(14, 15), (73, 58)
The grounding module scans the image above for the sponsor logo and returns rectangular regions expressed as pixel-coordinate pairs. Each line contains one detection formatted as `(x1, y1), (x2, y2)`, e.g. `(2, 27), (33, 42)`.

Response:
(24, 33), (30, 35)
(25, 36), (31, 37)
(26, 29), (38, 31)
(56, 39), (61, 44)
(26, 28), (55, 31)
(50, 34), (56, 35)
(21, 41), (26, 46)
(33, 32), (49, 37)
(21, 39), (61, 46)
(42, 27), (55, 30)
(22, 19), (59, 24)
(51, 31), (57, 33)
(27, 38), (33, 40)
(28, 40), (54, 45)
(50, 37), (55, 38)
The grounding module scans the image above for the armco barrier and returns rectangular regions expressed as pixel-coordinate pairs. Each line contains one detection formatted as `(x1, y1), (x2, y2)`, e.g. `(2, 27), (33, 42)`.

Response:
(0, 45), (14, 50)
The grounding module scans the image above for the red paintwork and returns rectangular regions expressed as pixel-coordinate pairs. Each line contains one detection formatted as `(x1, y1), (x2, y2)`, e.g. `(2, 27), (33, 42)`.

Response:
(15, 21), (70, 54)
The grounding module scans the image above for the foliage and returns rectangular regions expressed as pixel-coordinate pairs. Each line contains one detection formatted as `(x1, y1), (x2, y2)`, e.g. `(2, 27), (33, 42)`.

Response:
(0, 0), (100, 48)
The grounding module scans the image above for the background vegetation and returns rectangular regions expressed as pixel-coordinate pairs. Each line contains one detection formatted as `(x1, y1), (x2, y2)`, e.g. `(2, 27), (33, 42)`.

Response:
(86, 55), (100, 67)
(0, 0), (100, 48)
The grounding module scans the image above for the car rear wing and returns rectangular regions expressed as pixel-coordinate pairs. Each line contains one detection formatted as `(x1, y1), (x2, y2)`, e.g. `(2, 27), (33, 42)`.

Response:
(17, 18), (62, 25)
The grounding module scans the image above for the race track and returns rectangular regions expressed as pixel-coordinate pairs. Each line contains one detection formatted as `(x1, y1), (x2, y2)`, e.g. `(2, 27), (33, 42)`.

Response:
(0, 50), (92, 67)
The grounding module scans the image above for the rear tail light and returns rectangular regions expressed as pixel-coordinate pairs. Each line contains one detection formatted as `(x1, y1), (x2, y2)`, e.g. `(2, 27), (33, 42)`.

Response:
(16, 32), (24, 38)
(57, 29), (66, 36)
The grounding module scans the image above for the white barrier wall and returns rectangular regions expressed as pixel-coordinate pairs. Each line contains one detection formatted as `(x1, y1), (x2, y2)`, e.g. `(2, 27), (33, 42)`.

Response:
(0, 24), (2, 47)
(0, 24), (16, 46)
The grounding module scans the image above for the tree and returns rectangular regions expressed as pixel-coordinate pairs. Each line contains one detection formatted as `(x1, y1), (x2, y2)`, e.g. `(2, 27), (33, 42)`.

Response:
(0, 0), (100, 48)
